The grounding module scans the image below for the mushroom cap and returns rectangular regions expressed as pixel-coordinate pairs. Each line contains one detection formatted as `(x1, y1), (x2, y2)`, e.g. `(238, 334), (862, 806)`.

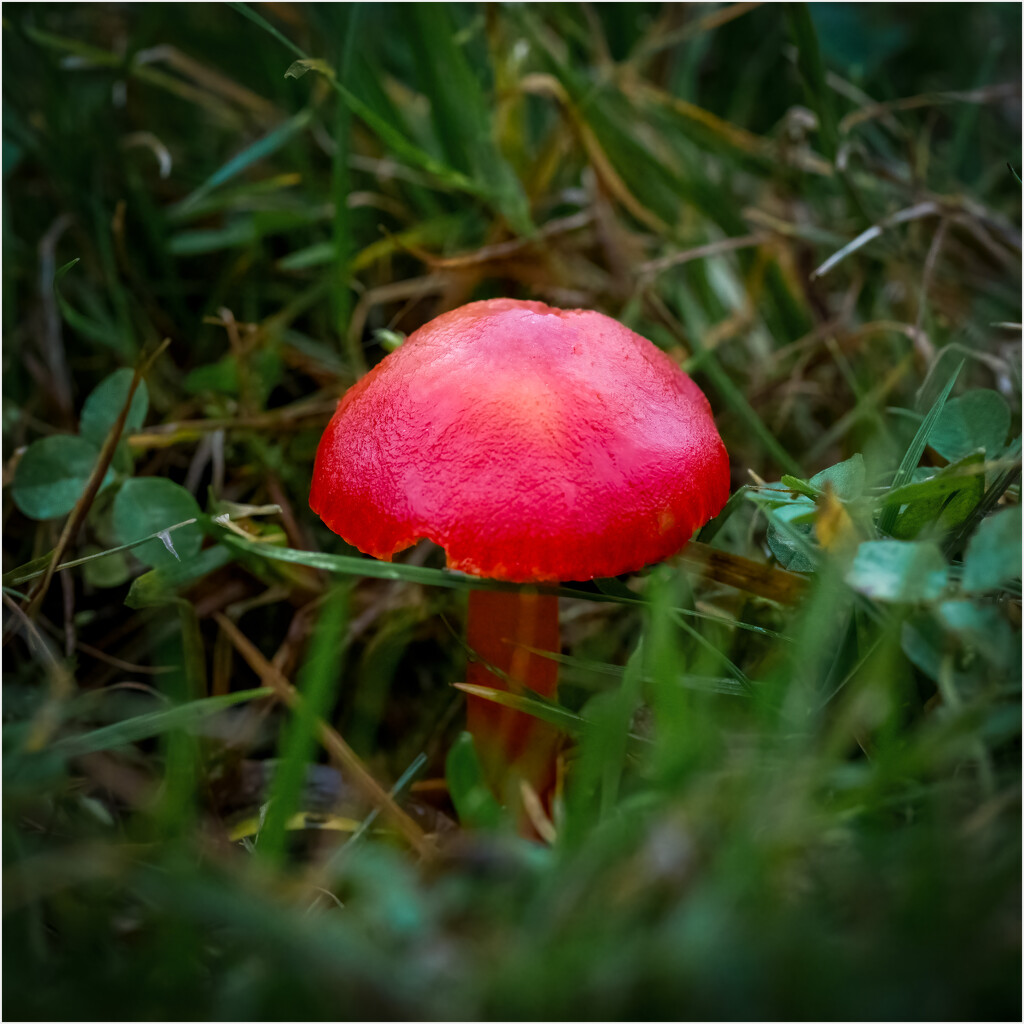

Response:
(310, 298), (729, 583)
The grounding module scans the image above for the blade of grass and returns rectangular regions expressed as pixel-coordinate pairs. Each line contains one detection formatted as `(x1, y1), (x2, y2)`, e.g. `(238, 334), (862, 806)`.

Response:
(258, 586), (349, 865)
(784, 3), (839, 163)
(171, 109), (314, 218)
(452, 681), (654, 742)
(678, 538), (808, 605)
(152, 600), (208, 834)
(564, 639), (646, 841)
(222, 534), (781, 635)
(49, 689), (271, 759)
(516, 645), (758, 693)
(947, 434), (1022, 554)
(407, 3), (533, 235)
(877, 361), (963, 535)
(331, 6), (359, 373)
(3, 518), (198, 587)
(444, 732), (504, 830)
(231, 2), (477, 196)
(331, 752), (428, 861)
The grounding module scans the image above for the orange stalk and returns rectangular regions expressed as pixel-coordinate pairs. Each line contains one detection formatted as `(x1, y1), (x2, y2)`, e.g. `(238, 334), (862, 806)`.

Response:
(465, 589), (560, 810)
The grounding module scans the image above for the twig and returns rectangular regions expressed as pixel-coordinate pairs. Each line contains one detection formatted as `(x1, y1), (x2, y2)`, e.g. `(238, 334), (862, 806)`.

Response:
(126, 398), (338, 448)
(677, 541), (808, 605)
(640, 232), (767, 280)
(401, 211), (593, 270)
(840, 81), (1020, 136)
(72, 640), (176, 676)
(811, 201), (940, 279)
(914, 218), (948, 358)
(630, 2), (763, 64)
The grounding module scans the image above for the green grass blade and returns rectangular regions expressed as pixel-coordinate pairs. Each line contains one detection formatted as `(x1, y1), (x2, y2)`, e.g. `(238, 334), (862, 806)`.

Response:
(48, 688), (271, 759)
(512, 645), (753, 696)
(171, 109), (314, 218)
(230, 1), (476, 196)
(452, 682), (593, 736)
(407, 4), (533, 235)
(224, 534), (780, 635)
(445, 732), (504, 830)
(878, 362), (963, 535)
(257, 586), (349, 865)
(3, 517), (200, 587)
(331, 6), (358, 371)
(341, 752), (428, 852)
(784, 3), (839, 163)
(228, 0), (305, 58)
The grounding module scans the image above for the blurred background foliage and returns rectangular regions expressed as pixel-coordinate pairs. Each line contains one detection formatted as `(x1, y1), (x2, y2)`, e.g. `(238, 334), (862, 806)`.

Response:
(2, 2), (1021, 1019)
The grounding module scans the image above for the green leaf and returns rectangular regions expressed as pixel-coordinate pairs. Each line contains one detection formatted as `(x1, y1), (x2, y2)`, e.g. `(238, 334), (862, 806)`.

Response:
(883, 455), (988, 509)
(937, 600), (1015, 671)
(49, 689), (272, 759)
(889, 453), (985, 539)
(81, 545), (132, 588)
(780, 474), (821, 500)
(810, 453), (867, 501)
(765, 499), (817, 572)
(277, 240), (334, 271)
(11, 435), (113, 521)
(184, 349), (283, 405)
(113, 478), (203, 568)
(962, 506), (1022, 593)
(168, 221), (259, 255)
(878, 362), (962, 535)
(79, 368), (149, 447)
(846, 539), (950, 603)
(929, 389), (1011, 463)
(284, 58), (333, 80)
(900, 613), (972, 686)
(445, 731), (503, 829)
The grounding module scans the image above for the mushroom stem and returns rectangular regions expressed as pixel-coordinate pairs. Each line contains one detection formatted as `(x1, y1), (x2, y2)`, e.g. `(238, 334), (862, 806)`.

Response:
(465, 588), (560, 810)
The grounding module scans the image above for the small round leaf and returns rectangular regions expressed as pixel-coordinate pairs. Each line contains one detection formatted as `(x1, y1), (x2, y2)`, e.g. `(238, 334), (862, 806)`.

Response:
(846, 539), (949, 603)
(80, 369), (149, 448)
(962, 506), (1022, 593)
(81, 545), (133, 589)
(810, 452), (866, 501)
(112, 477), (203, 568)
(929, 390), (1010, 463)
(12, 435), (113, 521)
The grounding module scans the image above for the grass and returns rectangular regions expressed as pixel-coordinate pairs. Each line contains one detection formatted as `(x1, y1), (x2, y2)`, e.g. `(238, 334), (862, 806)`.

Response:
(3, 3), (1021, 1020)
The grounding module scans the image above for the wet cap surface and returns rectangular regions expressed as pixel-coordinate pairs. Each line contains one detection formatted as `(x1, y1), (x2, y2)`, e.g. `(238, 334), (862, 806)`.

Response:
(311, 298), (730, 582)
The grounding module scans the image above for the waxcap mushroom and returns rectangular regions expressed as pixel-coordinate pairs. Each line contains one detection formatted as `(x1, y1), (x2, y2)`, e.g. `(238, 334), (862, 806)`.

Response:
(311, 298), (729, 580)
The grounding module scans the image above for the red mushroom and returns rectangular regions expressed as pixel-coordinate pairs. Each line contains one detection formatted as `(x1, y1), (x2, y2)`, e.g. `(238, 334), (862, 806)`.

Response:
(310, 298), (729, 821)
